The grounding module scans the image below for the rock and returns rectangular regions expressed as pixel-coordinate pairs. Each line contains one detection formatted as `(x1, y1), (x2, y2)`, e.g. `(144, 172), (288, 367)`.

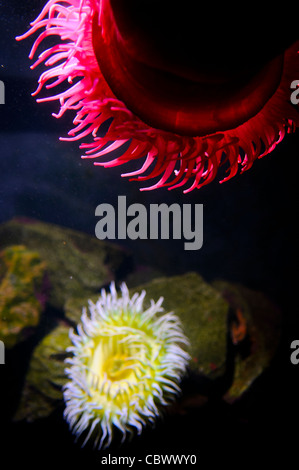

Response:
(13, 324), (70, 422)
(0, 218), (133, 310)
(0, 244), (47, 348)
(212, 280), (281, 402)
(64, 294), (98, 326)
(136, 274), (281, 406)
(134, 272), (229, 379)
(125, 265), (167, 289)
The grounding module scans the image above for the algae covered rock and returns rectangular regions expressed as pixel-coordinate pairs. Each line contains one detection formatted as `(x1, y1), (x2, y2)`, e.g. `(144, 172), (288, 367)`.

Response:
(132, 274), (281, 405)
(134, 272), (229, 379)
(13, 324), (71, 422)
(0, 218), (132, 310)
(0, 244), (46, 348)
(64, 294), (98, 326)
(212, 280), (281, 402)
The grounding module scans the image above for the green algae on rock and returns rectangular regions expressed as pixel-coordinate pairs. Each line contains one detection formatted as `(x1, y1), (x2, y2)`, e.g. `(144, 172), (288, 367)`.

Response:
(64, 294), (99, 326)
(131, 273), (282, 405)
(212, 280), (281, 402)
(0, 245), (47, 348)
(0, 219), (132, 310)
(133, 272), (229, 379)
(13, 324), (70, 422)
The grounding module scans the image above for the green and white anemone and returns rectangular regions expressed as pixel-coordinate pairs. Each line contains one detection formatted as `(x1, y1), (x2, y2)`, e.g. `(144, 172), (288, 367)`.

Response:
(63, 282), (190, 449)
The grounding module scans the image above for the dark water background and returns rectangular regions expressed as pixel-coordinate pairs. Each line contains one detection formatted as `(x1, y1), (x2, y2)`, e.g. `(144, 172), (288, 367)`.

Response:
(0, 1), (299, 465)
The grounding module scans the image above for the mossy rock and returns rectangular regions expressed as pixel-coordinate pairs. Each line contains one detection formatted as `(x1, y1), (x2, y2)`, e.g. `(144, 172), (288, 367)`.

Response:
(134, 273), (229, 379)
(13, 324), (71, 422)
(133, 275), (281, 402)
(0, 244), (46, 348)
(64, 294), (99, 325)
(0, 218), (132, 310)
(212, 280), (281, 402)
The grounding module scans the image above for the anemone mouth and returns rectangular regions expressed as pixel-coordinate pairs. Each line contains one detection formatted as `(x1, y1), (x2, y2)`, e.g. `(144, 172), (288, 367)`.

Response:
(88, 331), (145, 387)
(93, 0), (284, 136)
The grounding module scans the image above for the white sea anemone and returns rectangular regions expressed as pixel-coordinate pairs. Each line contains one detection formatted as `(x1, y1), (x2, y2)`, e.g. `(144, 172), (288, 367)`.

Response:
(63, 282), (190, 449)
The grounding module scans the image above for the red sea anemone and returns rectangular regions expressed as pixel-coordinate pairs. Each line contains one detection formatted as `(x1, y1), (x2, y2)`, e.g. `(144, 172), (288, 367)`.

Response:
(17, 1), (299, 192)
